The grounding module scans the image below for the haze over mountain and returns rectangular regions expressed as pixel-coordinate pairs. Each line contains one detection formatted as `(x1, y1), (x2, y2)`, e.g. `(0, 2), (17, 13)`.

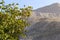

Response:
(20, 3), (60, 40)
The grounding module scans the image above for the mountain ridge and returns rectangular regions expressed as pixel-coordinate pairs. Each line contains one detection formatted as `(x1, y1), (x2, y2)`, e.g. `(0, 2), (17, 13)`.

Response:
(25, 3), (60, 40)
(20, 3), (60, 40)
(28, 3), (60, 24)
(33, 3), (60, 13)
(33, 3), (60, 11)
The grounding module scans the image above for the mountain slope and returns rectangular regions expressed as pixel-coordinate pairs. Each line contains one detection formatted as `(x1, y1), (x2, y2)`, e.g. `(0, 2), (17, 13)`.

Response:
(20, 3), (60, 40)
(26, 21), (60, 40)
(34, 3), (60, 13)
(28, 3), (60, 24)
(24, 3), (60, 40)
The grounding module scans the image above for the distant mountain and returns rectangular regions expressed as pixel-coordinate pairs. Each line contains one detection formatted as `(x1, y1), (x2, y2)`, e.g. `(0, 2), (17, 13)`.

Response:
(28, 3), (60, 24)
(33, 3), (60, 13)
(20, 3), (60, 40)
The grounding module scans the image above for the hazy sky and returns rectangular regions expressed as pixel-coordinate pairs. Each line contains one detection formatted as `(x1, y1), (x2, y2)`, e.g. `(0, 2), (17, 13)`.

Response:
(2, 0), (60, 9)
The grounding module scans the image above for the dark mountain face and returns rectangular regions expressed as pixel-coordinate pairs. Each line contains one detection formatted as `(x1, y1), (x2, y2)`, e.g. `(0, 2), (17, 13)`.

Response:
(27, 21), (60, 40)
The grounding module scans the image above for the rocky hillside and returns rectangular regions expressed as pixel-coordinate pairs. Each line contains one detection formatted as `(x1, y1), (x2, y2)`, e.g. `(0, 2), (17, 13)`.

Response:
(28, 3), (60, 24)
(20, 3), (60, 40)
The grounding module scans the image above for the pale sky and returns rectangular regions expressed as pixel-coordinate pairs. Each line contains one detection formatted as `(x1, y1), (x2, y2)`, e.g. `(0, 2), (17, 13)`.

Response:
(2, 0), (60, 9)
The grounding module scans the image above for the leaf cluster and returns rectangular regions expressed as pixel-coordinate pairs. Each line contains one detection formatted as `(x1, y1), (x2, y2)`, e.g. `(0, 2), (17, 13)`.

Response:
(0, 0), (32, 40)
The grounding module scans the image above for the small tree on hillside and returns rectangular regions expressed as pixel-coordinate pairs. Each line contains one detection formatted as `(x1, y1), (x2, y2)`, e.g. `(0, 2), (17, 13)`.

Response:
(0, 0), (32, 40)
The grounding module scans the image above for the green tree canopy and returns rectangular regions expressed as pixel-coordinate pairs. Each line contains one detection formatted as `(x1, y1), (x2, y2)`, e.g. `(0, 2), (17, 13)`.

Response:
(0, 0), (32, 40)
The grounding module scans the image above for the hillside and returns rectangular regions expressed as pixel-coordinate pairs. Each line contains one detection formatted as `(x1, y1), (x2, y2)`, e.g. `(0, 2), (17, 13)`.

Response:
(20, 3), (60, 40)
(28, 3), (60, 24)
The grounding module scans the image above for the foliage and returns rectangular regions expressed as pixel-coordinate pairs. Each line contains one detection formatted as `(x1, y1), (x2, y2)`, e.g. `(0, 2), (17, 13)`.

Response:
(0, 0), (32, 40)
